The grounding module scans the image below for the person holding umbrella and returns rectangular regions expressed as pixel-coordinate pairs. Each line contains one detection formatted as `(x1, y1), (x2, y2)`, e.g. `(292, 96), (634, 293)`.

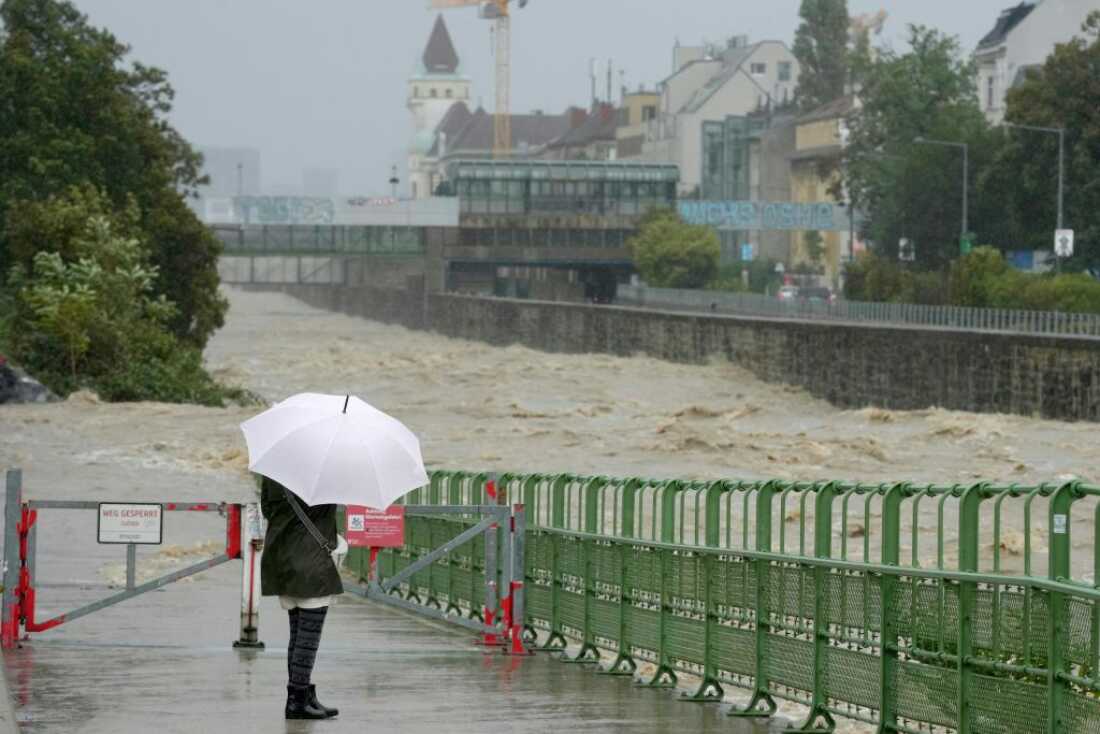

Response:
(259, 475), (343, 720)
(242, 393), (430, 721)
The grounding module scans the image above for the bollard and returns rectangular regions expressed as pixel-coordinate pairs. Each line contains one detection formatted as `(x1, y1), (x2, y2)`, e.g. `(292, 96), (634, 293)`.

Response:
(233, 503), (265, 649)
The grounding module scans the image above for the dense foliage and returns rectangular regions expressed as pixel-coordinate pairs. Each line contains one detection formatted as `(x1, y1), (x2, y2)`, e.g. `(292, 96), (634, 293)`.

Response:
(792, 0), (851, 112)
(844, 247), (1100, 313)
(0, 0), (226, 347)
(844, 26), (998, 270)
(0, 0), (235, 403)
(6, 188), (232, 403)
(846, 15), (1100, 282)
(981, 11), (1100, 271)
(629, 210), (720, 290)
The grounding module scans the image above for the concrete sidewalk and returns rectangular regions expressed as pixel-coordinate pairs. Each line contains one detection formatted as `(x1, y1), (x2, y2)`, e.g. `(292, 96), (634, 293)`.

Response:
(3, 563), (770, 734)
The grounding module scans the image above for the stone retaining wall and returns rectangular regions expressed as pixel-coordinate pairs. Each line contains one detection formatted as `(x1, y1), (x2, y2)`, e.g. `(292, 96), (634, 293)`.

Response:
(248, 284), (1100, 421)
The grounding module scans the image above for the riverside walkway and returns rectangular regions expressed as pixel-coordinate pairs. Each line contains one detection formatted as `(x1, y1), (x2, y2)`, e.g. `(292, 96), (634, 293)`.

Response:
(1, 562), (767, 733)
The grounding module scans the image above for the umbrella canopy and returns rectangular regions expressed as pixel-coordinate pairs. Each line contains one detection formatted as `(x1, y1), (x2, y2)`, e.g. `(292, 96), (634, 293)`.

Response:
(241, 393), (428, 508)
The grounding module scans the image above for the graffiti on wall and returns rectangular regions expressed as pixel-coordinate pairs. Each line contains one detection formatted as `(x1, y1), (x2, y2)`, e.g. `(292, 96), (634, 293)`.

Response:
(233, 197), (336, 225)
(347, 197), (399, 207)
(679, 201), (854, 232)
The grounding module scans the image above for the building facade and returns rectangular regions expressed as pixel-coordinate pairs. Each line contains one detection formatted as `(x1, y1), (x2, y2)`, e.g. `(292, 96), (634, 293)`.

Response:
(976, 0), (1098, 124)
(700, 112), (797, 264)
(787, 96), (859, 284)
(622, 36), (799, 195)
(615, 90), (660, 159)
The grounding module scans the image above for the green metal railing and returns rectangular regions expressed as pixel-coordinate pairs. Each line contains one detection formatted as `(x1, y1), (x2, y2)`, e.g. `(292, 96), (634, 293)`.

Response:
(348, 471), (1100, 734)
(213, 224), (427, 256)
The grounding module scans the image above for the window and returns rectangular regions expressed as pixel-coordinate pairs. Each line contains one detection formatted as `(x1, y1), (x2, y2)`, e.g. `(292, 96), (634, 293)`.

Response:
(750, 62), (767, 76)
(430, 88), (437, 98)
(642, 105), (657, 122)
(987, 76), (995, 109)
(778, 61), (792, 82)
(445, 88), (453, 98)
(413, 86), (419, 98)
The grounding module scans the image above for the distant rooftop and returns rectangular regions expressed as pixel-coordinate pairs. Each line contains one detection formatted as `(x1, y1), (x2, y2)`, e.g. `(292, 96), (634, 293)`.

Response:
(977, 2), (1036, 50)
(797, 94), (857, 124)
(437, 106), (575, 156)
(422, 15), (460, 74)
(547, 104), (618, 150)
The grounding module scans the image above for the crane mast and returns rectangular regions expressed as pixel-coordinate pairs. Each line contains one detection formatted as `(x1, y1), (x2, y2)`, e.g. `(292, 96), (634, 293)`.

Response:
(493, 8), (510, 159)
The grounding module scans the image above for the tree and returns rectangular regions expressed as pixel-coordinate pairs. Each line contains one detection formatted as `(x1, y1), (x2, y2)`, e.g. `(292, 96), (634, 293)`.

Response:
(844, 26), (998, 269)
(802, 230), (826, 268)
(0, 0), (226, 347)
(6, 187), (226, 403)
(980, 12), (1100, 271)
(628, 210), (719, 289)
(793, 0), (851, 112)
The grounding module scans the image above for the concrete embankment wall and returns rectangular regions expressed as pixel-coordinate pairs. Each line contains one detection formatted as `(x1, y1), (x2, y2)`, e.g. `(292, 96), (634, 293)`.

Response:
(245, 284), (1100, 422)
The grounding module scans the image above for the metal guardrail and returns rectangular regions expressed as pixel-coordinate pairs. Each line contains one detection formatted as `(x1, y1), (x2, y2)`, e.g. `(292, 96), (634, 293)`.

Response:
(353, 470), (1100, 734)
(212, 224), (426, 256)
(1, 469), (266, 650)
(616, 284), (1100, 338)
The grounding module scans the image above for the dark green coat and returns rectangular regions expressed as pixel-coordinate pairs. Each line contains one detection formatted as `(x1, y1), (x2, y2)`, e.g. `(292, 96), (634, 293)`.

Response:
(259, 476), (344, 599)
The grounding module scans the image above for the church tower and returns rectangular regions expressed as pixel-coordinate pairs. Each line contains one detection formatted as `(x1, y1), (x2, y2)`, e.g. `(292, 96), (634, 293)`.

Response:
(408, 15), (471, 199)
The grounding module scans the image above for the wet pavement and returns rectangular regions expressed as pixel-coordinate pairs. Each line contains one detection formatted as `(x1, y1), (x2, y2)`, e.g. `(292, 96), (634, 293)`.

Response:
(2, 560), (775, 734)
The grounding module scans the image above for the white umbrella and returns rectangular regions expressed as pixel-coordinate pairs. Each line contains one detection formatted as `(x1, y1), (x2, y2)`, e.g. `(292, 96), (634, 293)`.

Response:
(240, 392), (429, 508)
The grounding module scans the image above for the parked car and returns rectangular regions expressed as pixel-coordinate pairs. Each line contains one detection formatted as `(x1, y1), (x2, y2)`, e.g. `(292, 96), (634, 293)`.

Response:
(777, 285), (799, 301)
(799, 286), (835, 305)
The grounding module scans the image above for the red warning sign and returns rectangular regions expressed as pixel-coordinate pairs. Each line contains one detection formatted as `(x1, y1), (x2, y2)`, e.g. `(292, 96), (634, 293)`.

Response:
(346, 506), (405, 548)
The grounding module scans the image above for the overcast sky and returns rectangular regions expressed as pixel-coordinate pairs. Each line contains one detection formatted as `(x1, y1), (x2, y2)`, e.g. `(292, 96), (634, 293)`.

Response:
(69, 0), (1017, 195)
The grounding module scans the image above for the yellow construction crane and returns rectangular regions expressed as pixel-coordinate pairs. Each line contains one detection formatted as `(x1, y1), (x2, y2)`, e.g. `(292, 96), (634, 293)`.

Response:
(429, 0), (528, 158)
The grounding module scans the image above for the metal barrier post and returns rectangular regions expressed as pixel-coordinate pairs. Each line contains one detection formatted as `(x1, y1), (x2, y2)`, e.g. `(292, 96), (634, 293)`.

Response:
(1047, 483), (1076, 734)
(125, 545), (136, 591)
(234, 503), (265, 649)
(505, 504), (531, 656)
(476, 512), (501, 647)
(2, 470), (22, 649)
(730, 481), (778, 718)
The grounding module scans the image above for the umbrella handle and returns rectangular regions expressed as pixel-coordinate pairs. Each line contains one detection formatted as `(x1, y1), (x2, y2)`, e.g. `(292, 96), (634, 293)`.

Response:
(342, 395), (349, 414)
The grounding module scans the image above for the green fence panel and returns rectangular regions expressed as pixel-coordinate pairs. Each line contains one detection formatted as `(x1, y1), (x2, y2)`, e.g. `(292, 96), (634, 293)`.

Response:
(349, 471), (1100, 734)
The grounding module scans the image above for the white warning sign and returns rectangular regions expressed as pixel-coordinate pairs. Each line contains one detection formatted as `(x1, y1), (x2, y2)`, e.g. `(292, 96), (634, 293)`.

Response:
(98, 503), (163, 545)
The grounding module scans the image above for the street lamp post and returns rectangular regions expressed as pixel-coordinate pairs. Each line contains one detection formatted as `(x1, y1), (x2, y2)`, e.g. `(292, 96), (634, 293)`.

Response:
(914, 136), (969, 244)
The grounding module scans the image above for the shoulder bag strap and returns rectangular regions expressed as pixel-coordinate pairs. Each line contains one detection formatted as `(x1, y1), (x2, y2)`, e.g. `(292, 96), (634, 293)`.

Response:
(282, 486), (334, 554)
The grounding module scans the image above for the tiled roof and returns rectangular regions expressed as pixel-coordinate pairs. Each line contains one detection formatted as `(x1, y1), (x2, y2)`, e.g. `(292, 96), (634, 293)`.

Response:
(428, 102), (474, 156)
(977, 3), (1036, 50)
(442, 107), (574, 155)
(423, 15), (459, 74)
(547, 104), (617, 149)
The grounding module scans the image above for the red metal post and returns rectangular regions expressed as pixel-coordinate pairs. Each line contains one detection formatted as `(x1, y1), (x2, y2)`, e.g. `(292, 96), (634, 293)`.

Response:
(505, 581), (531, 655)
(226, 504), (242, 560)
